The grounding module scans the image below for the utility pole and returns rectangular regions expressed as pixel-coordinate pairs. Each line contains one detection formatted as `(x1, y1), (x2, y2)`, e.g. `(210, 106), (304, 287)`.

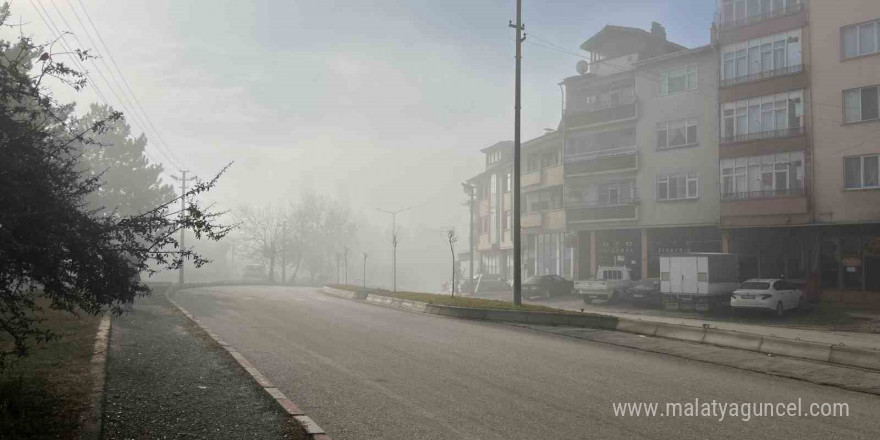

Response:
(172, 171), (195, 285)
(363, 253), (368, 290)
(462, 183), (476, 294)
(281, 220), (287, 284)
(376, 206), (411, 292)
(343, 247), (349, 285)
(509, 0), (525, 305)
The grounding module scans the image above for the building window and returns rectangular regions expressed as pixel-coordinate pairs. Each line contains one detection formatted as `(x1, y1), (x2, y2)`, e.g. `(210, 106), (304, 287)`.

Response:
(505, 172), (511, 192)
(526, 153), (540, 172)
(657, 118), (698, 149)
(720, 0), (802, 26)
(721, 151), (805, 198)
(844, 155), (880, 189)
(566, 126), (636, 157)
(657, 173), (698, 201)
(842, 19), (880, 59)
(502, 210), (511, 230)
(525, 187), (563, 212)
(584, 86), (634, 111)
(487, 150), (502, 165)
(541, 150), (559, 168)
(844, 86), (880, 123)
(722, 90), (803, 139)
(721, 29), (801, 83)
(659, 65), (697, 96)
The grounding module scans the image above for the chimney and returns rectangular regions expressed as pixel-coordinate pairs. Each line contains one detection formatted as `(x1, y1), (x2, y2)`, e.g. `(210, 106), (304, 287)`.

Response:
(651, 21), (667, 41)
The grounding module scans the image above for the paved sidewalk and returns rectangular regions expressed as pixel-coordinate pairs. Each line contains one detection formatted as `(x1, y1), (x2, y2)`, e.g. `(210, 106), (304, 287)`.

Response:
(478, 292), (880, 351)
(102, 293), (305, 439)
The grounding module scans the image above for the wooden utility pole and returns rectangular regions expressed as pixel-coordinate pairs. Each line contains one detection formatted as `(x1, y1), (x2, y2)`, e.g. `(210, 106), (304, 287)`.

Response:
(509, 0), (525, 305)
(173, 171), (194, 285)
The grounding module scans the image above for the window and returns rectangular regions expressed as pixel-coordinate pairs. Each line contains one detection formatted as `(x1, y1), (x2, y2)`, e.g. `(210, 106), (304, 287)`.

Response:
(721, 151), (805, 198)
(844, 155), (880, 189)
(657, 118), (698, 149)
(526, 153), (539, 172)
(487, 150), (502, 165)
(844, 86), (880, 123)
(585, 86), (634, 111)
(541, 150), (559, 168)
(505, 172), (511, 192)
(842, 20), (880, 59)
(720, 0), (801, 25)
(660, 65), (697, 96)
(525, 188), (563, 212)
(566, 127), (635, 157)
(657, 173), (698, 201)
(722, 90), (803, 139)
(721, 29), (801, 82)
(502, 210), (511, 230)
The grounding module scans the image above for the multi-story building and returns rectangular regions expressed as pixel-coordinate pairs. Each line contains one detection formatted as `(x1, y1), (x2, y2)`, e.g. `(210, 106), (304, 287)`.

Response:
(809, 0), (880, 302)
(714, 0), (813, 286)
(561, 23), (721, 280)
(468, 141), (514, 280)
(714, 0), (880, 303)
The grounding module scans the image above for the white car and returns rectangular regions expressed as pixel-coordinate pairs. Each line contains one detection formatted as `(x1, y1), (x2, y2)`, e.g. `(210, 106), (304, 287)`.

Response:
(730, 279), (803, 316)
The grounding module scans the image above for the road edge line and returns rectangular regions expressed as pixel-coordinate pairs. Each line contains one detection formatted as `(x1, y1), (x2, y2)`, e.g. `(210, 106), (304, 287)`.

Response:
(165, 285), (331, 440)
(81, 313), (111, 440)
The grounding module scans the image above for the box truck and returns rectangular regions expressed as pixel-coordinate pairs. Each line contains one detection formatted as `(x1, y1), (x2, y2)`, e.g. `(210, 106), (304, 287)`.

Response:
(660, 253), (739, 312)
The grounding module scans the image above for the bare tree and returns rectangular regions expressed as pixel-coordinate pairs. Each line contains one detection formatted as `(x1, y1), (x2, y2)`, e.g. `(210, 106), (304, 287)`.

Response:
(234, 205), (283, 282)
(447, 228), (458, 297)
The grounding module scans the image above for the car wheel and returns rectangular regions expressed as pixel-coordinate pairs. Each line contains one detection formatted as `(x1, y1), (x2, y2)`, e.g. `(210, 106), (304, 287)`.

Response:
(775, 301), (784, 317)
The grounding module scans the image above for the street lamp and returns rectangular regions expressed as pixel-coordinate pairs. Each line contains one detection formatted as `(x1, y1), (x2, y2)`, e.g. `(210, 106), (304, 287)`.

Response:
(461, 182), (476, 295)
(375, 206), (411, 292)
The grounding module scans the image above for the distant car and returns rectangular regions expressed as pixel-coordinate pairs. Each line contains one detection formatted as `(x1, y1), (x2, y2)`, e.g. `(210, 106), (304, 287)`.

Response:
(242, 264), (267, 281)
(522, 275), (574, 299)
(625, 278), (661, 306)
(474, 274), (512, 294)
(731, 279), (803, 316)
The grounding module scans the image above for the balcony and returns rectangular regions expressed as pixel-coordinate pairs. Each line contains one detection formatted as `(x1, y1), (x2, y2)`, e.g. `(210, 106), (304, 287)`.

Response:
(721, 188), (809, 224)
(520, 209), (566, 231)
(564, 98), (637, 129)
(564, 146), (638, 176)
(721, 126), (805, 145)
(520, 164), (564, 189)
(720, 64), (804, 88)
(717, 3), (805, 32)
(566, 195), (639, 224)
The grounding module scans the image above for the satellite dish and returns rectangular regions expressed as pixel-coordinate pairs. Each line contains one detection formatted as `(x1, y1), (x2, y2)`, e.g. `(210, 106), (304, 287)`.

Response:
(576, 59), (590, 75)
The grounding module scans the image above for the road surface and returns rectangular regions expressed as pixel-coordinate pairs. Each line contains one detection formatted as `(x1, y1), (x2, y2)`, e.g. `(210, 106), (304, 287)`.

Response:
(170, 286), (880, 440)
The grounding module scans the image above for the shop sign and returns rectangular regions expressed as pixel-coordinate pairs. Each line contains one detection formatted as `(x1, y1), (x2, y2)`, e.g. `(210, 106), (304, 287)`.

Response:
(841, 257), (862, 267)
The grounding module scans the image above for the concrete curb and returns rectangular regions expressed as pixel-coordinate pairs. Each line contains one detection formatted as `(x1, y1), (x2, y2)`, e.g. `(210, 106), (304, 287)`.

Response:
(165, 285), (332, 440)
(321, 285), (880, 373)
(81, 314), (111, 440)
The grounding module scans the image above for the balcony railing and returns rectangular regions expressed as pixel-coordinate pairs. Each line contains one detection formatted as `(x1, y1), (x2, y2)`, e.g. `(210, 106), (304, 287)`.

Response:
(566, 195), (639, 209)
(718, 3), (805, 31)
(720, 64), (804, 88)
(565, 100), (637, 128)
(565, 145), (637, 162)
(581, 95), (636, 113)
(721, 126), (805, 145)
(721, 187), (805, 201)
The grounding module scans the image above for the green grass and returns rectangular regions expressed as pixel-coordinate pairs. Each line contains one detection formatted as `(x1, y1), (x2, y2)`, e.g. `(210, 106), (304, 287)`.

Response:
(325, 284), (568, 312)
(0, 301), (101, 439)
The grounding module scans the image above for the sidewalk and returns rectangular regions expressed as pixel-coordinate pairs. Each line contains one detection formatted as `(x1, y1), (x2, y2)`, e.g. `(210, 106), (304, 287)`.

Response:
(102, 293), (305, 439)
(478, 291), (880, 351)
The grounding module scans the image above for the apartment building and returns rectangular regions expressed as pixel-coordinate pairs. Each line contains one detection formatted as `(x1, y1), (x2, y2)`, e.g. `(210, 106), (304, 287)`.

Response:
(561, 23), (721, 280)
(467, 141), (514, 280)
(809, 0), (880, 302)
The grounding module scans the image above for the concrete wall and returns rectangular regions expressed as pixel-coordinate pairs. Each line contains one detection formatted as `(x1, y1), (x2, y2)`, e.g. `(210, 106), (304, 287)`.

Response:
(635, 48), (720, 228)
(810, 0), (880, 224)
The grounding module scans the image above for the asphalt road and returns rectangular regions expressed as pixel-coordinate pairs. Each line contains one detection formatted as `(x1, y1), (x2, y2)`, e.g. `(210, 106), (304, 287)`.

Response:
(170, 286), (880, 440)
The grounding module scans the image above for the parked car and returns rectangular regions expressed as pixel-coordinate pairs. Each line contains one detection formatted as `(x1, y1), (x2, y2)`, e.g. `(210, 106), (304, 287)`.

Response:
(730, 279), (803, 316)
(625, 278), (661, 306)
(576, 266), (636, 304)
(473, 274), (512, 294)
(522, 275), (574, 299)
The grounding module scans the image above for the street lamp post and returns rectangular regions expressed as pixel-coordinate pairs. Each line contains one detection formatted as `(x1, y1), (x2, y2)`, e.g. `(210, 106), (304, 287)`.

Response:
(376, 206), (411, 292)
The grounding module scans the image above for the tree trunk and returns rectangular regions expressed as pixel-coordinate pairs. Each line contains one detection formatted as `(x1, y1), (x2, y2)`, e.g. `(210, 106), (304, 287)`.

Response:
(450, 244), (455, 297)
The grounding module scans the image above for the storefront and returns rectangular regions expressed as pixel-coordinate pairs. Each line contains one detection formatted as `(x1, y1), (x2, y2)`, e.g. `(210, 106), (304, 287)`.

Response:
(525, 233), (574, 279)
(819, 224), (880, 303)
(646, 227), (721, 279)
(596, 229), (642, 280)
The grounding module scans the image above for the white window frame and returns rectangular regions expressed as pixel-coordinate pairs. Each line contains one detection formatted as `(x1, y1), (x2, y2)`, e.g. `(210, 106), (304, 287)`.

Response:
(657, 172), (699, 201)
(843, 85), (880, 123)
(842, 19), (880, 59)
(660, 65), (697, 96)
(720, 151), (805, 198)
(657, 118), (698, 149)
(844, 154), (880, 190)
(720, 28), (801, 81)
(721, 89), (803, 139)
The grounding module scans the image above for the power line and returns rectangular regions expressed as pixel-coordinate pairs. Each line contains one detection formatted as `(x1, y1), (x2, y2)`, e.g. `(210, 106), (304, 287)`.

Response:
(71, 0), (188, 171)
(43, 0), (184, 172)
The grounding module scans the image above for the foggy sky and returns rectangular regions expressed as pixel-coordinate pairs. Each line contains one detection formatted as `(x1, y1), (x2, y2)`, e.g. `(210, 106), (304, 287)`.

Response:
(9, 0), (716, 290)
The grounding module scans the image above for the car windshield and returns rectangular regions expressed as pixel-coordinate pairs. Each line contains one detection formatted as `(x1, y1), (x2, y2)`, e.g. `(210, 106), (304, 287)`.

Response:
(524, 276), (543, 283)
(739, 282), (771, 290)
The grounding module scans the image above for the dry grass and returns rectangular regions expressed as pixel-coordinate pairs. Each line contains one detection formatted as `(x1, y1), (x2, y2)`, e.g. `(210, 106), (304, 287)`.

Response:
(325, 284), (568, 312)
(0, 300), (101, 439)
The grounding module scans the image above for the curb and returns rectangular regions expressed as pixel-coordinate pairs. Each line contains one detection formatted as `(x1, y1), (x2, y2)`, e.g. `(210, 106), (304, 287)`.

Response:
(165, 286), (332, 440)
(81, 314), (111, 440)
(321, 285), (880, 373)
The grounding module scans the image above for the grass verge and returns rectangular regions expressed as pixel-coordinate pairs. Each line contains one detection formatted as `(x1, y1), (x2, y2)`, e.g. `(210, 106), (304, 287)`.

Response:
(0, 301), (101, 439)
(325, 284), (568, 312)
